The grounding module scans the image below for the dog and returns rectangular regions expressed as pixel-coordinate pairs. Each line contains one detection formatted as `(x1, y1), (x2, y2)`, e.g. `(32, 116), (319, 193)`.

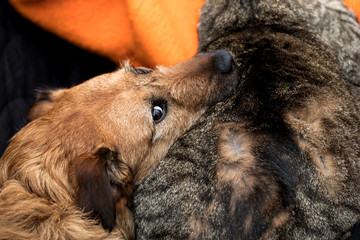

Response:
(133, 0), (360, 239)
(0, 50), (238, 240)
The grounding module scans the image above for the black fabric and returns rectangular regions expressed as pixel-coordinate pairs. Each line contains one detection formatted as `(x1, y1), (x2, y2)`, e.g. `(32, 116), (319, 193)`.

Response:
(0, 1), (117, 156)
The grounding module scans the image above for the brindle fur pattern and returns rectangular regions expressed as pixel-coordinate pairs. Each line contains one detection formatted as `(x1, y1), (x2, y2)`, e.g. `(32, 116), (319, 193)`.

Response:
(134, 0), (360, 239)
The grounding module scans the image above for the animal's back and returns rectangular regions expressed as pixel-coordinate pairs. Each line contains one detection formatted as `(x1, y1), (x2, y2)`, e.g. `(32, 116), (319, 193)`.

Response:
(133, 0), (360, 239)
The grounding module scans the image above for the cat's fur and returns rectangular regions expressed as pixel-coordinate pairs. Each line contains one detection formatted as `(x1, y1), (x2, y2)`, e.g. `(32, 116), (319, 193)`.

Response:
(133, 0), (360, 239)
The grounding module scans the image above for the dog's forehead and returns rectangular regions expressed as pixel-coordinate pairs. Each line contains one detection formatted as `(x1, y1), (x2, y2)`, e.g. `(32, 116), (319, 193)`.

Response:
(70, 70), (142, 93)
(66, 67), (180, 110)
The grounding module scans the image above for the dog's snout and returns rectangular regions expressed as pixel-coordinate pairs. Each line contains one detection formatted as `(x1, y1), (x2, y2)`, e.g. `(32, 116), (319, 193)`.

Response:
(214, 50), (234, 74)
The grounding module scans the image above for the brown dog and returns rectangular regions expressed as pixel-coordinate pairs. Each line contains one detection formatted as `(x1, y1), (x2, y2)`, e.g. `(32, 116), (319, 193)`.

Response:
(0, 50), (238, 240)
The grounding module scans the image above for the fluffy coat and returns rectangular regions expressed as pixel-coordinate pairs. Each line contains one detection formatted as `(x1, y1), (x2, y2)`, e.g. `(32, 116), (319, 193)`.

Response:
(133, 0), (360, 239)
(0, 51), (238, 240)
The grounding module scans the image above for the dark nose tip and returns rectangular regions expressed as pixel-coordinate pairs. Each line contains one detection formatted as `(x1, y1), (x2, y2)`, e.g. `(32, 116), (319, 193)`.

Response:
(214, 50), (234, 74)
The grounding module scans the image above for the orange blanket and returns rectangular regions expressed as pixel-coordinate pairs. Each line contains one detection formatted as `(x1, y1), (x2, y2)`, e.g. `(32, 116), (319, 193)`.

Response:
(8, 0), (360, 67)
(345, 0), (360, 20)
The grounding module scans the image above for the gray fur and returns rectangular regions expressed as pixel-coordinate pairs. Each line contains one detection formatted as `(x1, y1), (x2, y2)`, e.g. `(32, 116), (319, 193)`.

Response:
(198, 0), (360, 88)
(133, 0), (360, 239)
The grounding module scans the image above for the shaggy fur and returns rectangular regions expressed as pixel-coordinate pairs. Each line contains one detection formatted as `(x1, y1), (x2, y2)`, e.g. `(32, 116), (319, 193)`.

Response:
(0, 51), (238, 240)
(134, 0), (360, 239)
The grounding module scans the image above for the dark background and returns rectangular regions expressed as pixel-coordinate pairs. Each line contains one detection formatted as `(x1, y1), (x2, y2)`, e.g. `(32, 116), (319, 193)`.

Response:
(0, 1), (117, 155)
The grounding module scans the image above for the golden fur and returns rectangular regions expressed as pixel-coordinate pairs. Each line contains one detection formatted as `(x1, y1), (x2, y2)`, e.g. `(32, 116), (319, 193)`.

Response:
(0, 51), (238, 240)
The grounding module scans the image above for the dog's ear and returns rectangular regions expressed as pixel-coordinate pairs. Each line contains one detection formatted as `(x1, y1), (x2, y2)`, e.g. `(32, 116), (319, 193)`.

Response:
(28, 89), (65, 122)
(69, 147), (134, 232)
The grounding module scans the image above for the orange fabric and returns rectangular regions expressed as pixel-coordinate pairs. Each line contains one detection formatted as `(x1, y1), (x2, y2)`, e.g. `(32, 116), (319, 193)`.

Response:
(8, 0), (360, 67)
(9, 0), (204, 67)
(344, 0), (360, 20)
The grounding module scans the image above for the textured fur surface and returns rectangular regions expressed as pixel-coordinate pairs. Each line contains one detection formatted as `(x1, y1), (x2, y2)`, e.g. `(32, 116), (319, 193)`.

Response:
(0, 51), (238, 240)
(133, 0), (360, 239)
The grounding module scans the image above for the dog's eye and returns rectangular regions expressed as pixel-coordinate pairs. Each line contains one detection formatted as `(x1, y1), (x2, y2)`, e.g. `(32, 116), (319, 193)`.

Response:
(136, 68), (152, 74)
(131, 66), (152, 74)
(152, 100), (167, 124)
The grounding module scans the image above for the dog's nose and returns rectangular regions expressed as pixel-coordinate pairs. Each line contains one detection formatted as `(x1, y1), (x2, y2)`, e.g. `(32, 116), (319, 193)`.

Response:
(214, 50), (234, 74)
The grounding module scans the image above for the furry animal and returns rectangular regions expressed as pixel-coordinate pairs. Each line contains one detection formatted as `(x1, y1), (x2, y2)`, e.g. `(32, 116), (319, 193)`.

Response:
(133, 0), (360, 239)
(0, 50), (238, 240)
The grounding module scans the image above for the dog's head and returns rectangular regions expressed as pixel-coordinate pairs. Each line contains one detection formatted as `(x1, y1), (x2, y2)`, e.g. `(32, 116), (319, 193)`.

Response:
(2, 50), (238, 232)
